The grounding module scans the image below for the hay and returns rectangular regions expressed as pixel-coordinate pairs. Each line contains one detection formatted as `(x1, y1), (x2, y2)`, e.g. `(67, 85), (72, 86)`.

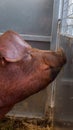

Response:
(0, 117), (51, 130)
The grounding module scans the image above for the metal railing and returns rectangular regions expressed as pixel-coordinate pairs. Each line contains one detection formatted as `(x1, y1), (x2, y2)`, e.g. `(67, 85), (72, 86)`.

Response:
(61, 0), (73, 35)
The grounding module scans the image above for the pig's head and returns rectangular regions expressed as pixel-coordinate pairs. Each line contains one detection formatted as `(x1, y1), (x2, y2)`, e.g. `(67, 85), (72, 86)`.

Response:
(0, 30), (66, 98)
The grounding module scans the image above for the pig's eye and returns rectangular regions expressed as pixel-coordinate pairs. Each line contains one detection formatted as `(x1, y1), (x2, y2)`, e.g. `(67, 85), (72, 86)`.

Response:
(27, 54), (32, 60)
(23, 53), (32, 61)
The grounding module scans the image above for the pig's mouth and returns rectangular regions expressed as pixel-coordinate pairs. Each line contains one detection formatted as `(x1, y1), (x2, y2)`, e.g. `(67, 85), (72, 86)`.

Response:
(50, 66), (62, 81)
(43, 66), (62, 83)
(45, 66), (62, 76)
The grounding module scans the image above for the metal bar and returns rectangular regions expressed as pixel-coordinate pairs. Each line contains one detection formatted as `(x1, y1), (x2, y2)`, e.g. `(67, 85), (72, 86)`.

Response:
(67, 13), (73, 17)
(51, 0), (60, 50)
(68, 2), (73, 7)
(49, 0), (60, 126)
(0, 33), (51, 42)
(62, 79), (73, 83)
(67, 16), (73, 18)
(61, 0), (73, 35)
(58, 0), (64, 19)
(64, 0), (68, 4)
(21, 34), (52, 42)
(63, 24), (73, 26)
(60, 33), (73, 39)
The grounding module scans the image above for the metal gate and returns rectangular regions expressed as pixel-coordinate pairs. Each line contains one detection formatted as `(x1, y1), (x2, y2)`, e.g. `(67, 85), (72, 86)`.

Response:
(51, 0), (73, 129)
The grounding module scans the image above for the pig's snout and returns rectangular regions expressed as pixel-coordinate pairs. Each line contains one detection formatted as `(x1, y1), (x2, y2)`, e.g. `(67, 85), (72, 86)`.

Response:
(49, 48), (67, 81)
(56, 48), (67, 67)
(42, 48), (66, 81)
(43, 48), (66, 69)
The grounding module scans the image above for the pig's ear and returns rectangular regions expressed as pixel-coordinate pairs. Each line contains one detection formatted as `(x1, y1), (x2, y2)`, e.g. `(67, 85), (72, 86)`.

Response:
(0, 30), (31, 62)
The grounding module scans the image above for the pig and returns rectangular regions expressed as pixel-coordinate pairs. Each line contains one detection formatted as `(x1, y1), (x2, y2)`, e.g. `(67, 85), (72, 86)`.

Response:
(0, 30), (66, 119)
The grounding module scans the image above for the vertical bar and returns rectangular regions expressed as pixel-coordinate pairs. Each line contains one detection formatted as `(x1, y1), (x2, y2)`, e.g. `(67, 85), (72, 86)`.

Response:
(49, 0), (61, 128)
(58, 0), (64, 19)
(51, 0), (60, 50)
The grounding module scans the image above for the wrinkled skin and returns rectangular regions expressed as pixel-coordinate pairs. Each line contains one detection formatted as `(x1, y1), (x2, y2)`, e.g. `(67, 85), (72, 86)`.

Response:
(0, 30), (66, 119)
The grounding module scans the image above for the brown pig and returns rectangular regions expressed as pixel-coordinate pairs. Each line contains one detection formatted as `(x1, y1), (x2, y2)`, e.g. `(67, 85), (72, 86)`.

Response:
(0, 30), (66, 119)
